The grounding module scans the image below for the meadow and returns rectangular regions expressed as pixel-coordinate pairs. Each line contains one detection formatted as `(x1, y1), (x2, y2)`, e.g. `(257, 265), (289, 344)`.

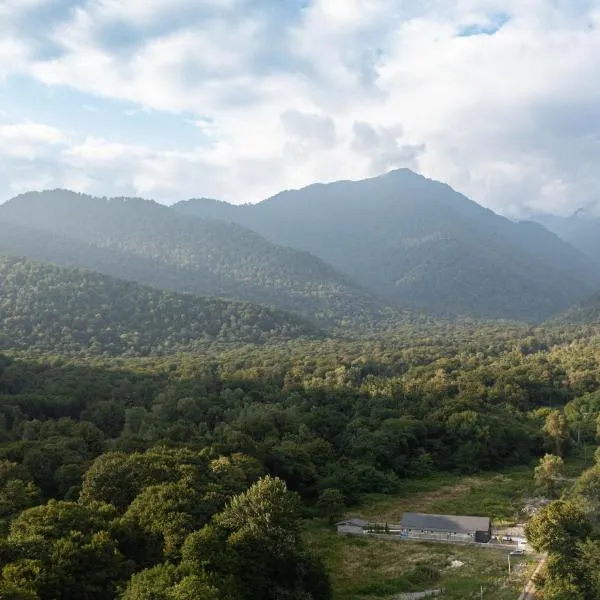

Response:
(306, 452), (594, 600)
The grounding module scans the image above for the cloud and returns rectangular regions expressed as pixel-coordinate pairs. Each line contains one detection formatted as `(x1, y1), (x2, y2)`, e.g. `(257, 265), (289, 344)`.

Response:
(1, 0), (600, 215)
(281, 110), (337, 159)
(352, 122), (424, 173)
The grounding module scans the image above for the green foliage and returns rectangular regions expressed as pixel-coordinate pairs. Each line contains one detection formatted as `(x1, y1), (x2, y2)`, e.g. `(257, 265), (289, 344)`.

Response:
(534, 454), (564, 497)
(0, 191), (382, 326)
(316, 488), (345, 524)
(120, 563), (179, 600)
(2, 501), (129, 600)
(0, 256), (318, 356)
(526, 501), (600, 598)
(3, 299), (600, 598)
(525, 501), (590, 555)
(543, 410), (570, 456)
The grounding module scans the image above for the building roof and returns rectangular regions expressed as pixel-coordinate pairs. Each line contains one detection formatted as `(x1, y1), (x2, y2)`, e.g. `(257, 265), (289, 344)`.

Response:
(336, 518), (368, 527)
(401, 512), (490, 533)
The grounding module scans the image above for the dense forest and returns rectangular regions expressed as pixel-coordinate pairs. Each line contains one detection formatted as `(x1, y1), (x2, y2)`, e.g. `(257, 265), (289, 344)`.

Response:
(553, 291), (600, 326)
(2, 316), (600, 597)
(4, 176), (600, 598)
(0, 192), (383, 326)
(0, 256), (318, 356)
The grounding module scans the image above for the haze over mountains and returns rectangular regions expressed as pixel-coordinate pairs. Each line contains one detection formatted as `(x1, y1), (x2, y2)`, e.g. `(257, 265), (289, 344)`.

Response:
(175, 169), (600, 320)
(0, 190), (381, 327)
(537, 211), (600, 267)
(1, 168), (600, 325)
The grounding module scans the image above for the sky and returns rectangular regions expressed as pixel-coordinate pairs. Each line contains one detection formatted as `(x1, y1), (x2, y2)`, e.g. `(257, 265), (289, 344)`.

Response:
(1, 0), (600, 217)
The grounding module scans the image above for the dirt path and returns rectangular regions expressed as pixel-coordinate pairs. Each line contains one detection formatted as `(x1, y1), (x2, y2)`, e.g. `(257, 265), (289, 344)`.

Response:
(518, 555), (546, 600)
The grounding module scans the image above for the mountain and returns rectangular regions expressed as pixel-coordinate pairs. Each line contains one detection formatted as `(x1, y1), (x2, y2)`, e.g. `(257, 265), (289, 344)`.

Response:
(0, 190), (381, 326)
(174, 169), (600, 320)
(536, 212), (600, 264)
(551, 292), (600, 325)
(0, 255), (318, 355)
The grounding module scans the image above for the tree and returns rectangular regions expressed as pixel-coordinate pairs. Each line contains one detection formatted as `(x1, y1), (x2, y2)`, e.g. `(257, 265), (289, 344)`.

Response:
(573, 465), (600, 522)
(212, 476), (331, 600)
(525, 501), (591, 555)
(2, 501), (129, 600)
(168, 576), (219, 600)
(0, 582), (39, 600)
(215, 476), (301, 557)
(316, 488), (345, 525)
(543, 577), (586, 600)
(124, 482), (200, 557)
(120, 563), (178, 600)
(534, 454), (564, 497)
(543, 411), (569, 457)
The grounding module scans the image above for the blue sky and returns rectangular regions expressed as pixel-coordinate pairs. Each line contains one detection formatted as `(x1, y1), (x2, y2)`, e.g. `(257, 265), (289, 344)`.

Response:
(1, 0), (600, 216)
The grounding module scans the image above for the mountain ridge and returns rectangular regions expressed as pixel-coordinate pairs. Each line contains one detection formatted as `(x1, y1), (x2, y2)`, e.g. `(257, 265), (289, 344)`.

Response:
(174, 169), (600, 320)
(0, 190), (383, 326)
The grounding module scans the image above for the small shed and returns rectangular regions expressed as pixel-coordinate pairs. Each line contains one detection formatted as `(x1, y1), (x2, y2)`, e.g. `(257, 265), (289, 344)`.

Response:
(400, 512), (491, 543)
(336, 518), (368, 536)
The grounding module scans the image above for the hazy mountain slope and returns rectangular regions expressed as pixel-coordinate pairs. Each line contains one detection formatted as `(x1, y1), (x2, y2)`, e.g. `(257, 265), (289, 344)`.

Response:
(551, 292), (600, 325)
(0, 190), (381, 325)
(536, 213), (600, 263)
(0, 255), (318, 355)
(175, 169), (600, 320)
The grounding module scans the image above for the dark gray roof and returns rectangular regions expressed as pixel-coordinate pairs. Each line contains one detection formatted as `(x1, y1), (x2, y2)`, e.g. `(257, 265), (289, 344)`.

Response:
(401, 512), (490, 533)
(336, 518), (368, 527)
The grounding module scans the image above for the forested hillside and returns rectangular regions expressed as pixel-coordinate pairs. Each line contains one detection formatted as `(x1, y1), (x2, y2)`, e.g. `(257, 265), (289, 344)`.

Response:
(552, 291), (600, 326)
(175, 169), (600, 320)
(6, 179), (600, 598)
(0, 256), (318, 355)
(538, 211), (600, 264)
(0, 191), (380, 326)
(2, 305), (600, 596)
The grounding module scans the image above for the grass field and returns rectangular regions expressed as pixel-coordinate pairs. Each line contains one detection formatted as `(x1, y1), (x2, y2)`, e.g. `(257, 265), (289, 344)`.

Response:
(306, 525), (536, 600)
(354, 466), (535, 526)
(307, 450), (594, 600)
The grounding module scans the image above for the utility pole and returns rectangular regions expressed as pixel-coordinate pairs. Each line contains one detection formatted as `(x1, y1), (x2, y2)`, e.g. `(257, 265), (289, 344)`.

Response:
(508, 552), (511, 575)
(480, 585), (484, 599)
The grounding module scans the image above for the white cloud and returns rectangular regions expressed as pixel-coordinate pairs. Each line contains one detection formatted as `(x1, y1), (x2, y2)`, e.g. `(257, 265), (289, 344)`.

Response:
(1, 0), (600, 214)
(0, 122), (65, 159)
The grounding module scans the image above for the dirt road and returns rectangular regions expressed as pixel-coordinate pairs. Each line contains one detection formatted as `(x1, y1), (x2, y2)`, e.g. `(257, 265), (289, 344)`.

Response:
(518, 555), (546, 600)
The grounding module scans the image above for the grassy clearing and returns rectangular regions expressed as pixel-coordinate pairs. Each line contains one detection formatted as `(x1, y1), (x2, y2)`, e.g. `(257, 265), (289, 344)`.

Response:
(352, 466), (535, 525)
(305, 448), (593, 600)
(308, 452), (593, 600)
(305, 525), (536, 600)
(305, 467), (537, 599)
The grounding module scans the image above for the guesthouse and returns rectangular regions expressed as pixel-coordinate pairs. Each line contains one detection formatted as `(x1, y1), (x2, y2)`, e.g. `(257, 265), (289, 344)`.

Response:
(400, 512), (491, 543)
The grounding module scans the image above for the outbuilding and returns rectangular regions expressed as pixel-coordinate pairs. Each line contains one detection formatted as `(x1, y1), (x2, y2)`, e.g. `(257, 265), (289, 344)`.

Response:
(400, 512), (491, 543)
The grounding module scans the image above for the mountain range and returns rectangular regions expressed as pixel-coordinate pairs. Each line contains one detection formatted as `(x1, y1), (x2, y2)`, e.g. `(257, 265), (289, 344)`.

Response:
(1, 169), (600, 324)
(174, 169), (600, 320)
(0, 190), (382, 327)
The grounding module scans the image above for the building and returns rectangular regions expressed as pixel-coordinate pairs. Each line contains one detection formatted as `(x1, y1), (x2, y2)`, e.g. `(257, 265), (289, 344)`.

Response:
(336, 518), (368, 535)
(400, 512), (491, 543)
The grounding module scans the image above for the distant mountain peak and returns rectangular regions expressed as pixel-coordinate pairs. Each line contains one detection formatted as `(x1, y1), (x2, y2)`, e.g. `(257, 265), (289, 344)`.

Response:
(174, 171), (600, 321)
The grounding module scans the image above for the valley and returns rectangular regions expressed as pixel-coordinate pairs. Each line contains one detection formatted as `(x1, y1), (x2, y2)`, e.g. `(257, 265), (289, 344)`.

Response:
(2, 172), (600, 599)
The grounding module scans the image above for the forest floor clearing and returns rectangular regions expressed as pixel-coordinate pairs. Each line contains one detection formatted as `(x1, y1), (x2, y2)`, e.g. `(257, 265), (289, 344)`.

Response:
(307, 450), (592, 600)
